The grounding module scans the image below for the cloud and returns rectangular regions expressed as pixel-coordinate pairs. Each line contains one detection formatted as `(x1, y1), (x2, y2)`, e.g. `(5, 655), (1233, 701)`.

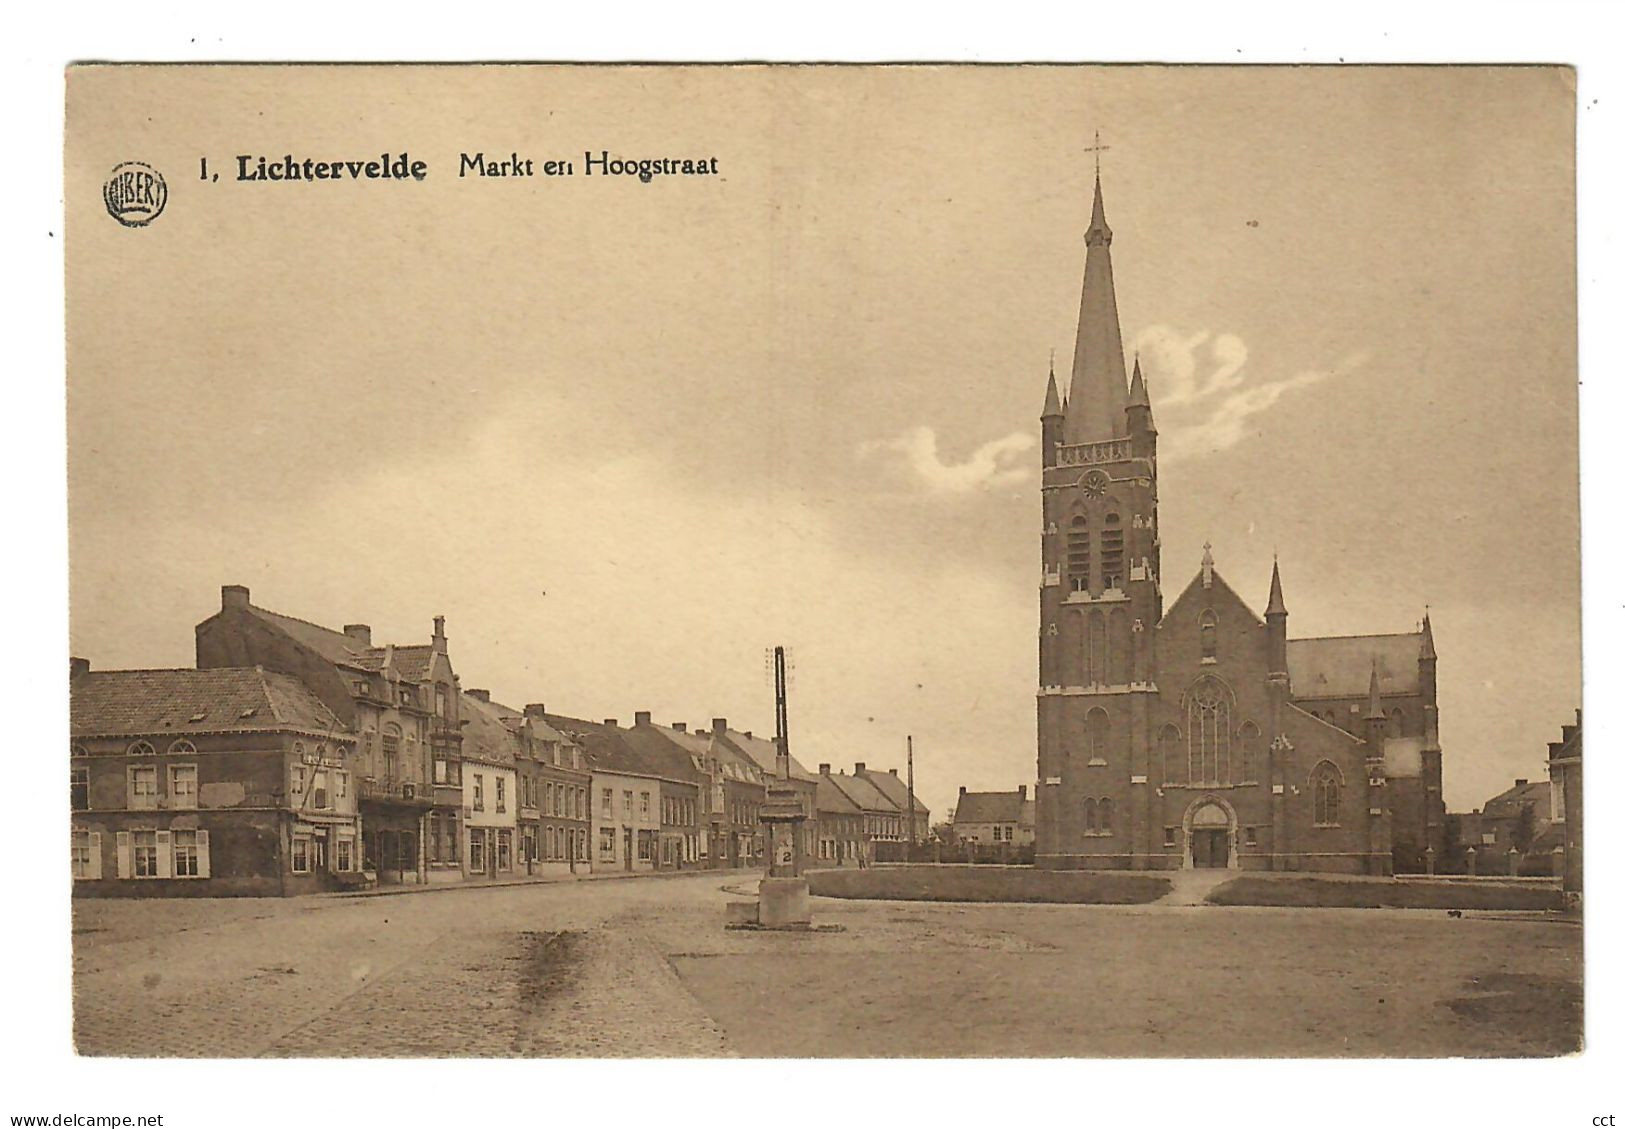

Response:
(1131, 324), (1366, 462)
(859, 426), (1035, 495)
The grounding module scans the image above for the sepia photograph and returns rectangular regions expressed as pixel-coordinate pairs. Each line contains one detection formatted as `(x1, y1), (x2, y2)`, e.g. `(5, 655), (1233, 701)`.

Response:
(19, 34), (1613, 1124)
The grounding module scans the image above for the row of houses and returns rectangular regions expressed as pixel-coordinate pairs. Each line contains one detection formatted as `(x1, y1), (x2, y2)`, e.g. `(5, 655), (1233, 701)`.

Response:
(69, 585), (929, 896)
(1445, 709), (1582, 885)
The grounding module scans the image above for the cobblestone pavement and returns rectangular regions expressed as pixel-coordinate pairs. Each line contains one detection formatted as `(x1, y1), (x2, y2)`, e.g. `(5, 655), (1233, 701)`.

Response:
(73, 875), (1581, 1058)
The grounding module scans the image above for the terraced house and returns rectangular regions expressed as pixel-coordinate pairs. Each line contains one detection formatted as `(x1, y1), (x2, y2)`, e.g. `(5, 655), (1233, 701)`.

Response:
(70, 659), (360, 896)
(486, 700), (592, 875)
(196, 586), (467, 884)
(459, 690), (519, 878)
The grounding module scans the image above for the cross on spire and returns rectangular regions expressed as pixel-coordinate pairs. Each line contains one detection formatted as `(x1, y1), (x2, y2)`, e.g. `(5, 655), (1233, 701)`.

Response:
(1083, 129), (1110, 177)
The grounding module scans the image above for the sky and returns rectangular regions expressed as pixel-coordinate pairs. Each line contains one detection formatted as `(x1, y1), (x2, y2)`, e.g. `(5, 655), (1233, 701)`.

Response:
(65, 65), (1578, 819)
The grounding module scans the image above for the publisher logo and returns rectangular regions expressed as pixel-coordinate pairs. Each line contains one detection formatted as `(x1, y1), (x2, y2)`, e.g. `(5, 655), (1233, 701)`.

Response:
(103, 162), (168, 227)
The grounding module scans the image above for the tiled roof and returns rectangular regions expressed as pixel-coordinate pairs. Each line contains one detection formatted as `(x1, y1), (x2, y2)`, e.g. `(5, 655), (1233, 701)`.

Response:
(952, 790), (1025, 825)
(860, 768), (929, 818)
(458, 692), (519, 768)
(387, 645), (434, 682)
(621, 724), (708, 786)
(244, 605), (370, 668)
(71, 667), (348, 738)
(1482, 779), (1551, 822)
(826, 771), (897, 814)
(545, 714), (662, 782)
(816, 775), (863, 815)
(1288, 633), (1423, 699)
(717, 728), (818, 783)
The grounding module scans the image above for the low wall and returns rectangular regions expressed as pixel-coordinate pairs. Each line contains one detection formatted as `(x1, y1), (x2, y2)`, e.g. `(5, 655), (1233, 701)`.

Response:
(807, 864), (1170, 904)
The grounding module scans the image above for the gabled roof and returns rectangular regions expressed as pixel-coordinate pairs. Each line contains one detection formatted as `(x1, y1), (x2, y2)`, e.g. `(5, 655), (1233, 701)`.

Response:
(826, 770), (898, 814)
(546, 714), (666, 783)
(621, 724), (708, 786)
(71, 666), (348, 739)
(458, 691), (518, 768)
(1161, 564), (1265, 629)
(816, 775), (863, 815)
(716, 728), (818, 783)
(952, 790), (1024, 824)
(1288, 632), (1423, 699)
(382, 644), (435, 682)
(1482, 779), (1551, 822)
(860, 768), (929, 818)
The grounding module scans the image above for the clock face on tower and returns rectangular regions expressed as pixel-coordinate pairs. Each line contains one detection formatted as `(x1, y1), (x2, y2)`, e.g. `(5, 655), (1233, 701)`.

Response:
(1082, 471), (1109, 497)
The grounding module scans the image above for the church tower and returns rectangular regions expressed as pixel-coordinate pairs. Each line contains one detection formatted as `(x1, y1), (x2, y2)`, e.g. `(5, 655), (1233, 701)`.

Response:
(1036, 167), (1162, 867)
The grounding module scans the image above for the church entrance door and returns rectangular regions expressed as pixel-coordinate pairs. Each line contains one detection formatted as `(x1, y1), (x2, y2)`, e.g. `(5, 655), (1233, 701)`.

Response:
(1192, 829), (1229, 868)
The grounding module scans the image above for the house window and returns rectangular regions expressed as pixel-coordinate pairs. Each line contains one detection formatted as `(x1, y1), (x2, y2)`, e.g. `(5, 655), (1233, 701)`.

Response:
(1163, 826), (1178, 847)
(71, 767), (88, 812)
(127, 740), (156, 757)
(496, 778), (506, 813)
(168, 739), (197, 756)
(336, 771), (348, 798)
(496, 829), (512, 871)
(435, 685), (448, 717)
(72, 830), (96, 878)
(336, 838), (353, 872)
(434, 758), (448, 784)
(624, 790), (633, 819)
(545, 782), (555, 815)
(601, 788), (613, 818)
(1245, 826), (1259, 847)
(469, 828), (487, 872)
(291, 765), (305, 796)
(133, 830), (160, 877)
(291, 837), (310, 874)
(311, 770), (329, 810)
(170, 765), (198, 809)
(473, 774), (485, 812)
(599, 827), (615, 857)
(129, 765), (159, 809)
(1312, 763), (1342, 826)
(172, 830), (201, 877)
(640, 791), (651, 818)
(382, 724), (401, 779)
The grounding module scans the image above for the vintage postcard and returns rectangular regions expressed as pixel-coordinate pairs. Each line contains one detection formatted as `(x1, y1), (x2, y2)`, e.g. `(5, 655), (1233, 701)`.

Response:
(63, 64), (1580, 1064)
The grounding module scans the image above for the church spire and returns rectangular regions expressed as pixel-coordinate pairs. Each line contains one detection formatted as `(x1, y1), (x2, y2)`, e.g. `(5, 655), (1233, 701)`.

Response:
(1042, 365), (1062, 419)
(1266, 557), (1287, 617)
(1063, 164), (1130, 445)
(1419, 611), (1437, 661)
(1364, 658), (1387, 721)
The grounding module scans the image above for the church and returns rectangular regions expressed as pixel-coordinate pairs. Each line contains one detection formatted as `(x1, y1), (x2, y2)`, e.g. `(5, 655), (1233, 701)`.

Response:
(1034, 171), (1444, 875)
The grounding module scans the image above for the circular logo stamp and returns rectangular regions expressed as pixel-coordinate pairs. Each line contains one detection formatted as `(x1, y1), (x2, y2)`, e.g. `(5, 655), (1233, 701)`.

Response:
(103, 162), (168, 227)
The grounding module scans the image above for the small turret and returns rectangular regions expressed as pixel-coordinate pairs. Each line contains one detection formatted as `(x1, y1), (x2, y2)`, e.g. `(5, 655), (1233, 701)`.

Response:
(1126, 355), (1155, 432)
(1265, 558), (1288, 679)
(1041, 363), (1063, 469)
(1363, 657), (1388, 747)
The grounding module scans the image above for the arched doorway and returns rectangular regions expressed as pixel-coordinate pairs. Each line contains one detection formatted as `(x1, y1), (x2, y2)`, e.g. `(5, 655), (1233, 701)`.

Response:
(1183, 797), (1238, 870)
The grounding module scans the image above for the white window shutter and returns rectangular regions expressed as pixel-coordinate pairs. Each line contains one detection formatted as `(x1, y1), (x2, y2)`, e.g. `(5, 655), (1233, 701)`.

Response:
(115, 831), (131, 878)
(88, 832), (103, 880)
(155, 830), (173, 878)
(196, 830), (211, 878)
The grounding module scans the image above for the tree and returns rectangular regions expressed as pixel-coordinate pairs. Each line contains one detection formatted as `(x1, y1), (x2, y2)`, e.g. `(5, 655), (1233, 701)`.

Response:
(1512, 802), (1536, 854)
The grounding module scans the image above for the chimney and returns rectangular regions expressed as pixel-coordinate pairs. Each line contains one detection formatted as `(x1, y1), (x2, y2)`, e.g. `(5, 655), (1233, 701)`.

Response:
(889, 768), (899, 776)
(70, 656), (90, 681)
(467, 689), (490, 703)
(819, 763), (831, 775)
(222, 584), (250, 610)
(432, 615), (447, 653)
(635, 711), (652, 726)
(712, 717), (727, 735)
(672, 722), (687, 733)
(1018, 784), (1027, 800)
(854, 762), (867, 775)
(743, 730), (753, 739)
(1515, 778), (1528, 787)
(343, 624), (372, 647)
(603, 718), (618, 728)
(523, 703), (547, 720)
(959, 785), (967, 795)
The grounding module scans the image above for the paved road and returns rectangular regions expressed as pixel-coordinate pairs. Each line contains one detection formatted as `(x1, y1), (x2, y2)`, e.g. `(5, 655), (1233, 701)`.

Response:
(72, 873), (1582, 1058)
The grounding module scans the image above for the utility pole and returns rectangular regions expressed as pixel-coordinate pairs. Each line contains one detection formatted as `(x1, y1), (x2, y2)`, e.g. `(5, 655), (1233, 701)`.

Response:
(773, 645), (791, 781)
(907, 734), (916, 861)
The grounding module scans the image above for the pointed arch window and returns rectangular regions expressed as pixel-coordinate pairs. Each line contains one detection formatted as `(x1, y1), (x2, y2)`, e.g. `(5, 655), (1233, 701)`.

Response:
(1199, 609), (1218, 663)
(1311, 762), (1342, 826)
(1237, 722), (1259, 783)
(1187, 676), (1233, 787)
(1066, 513), (1090, 592)
(1158, 724), (1183, 785)
(1100, 508), (1124, 589)
(1086, 707), (1110, 766)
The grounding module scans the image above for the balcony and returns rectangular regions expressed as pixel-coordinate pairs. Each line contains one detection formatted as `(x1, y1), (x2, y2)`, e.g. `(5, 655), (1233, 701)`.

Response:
(1056, 438), (1130, 467)
(358, 777), (433, 809)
